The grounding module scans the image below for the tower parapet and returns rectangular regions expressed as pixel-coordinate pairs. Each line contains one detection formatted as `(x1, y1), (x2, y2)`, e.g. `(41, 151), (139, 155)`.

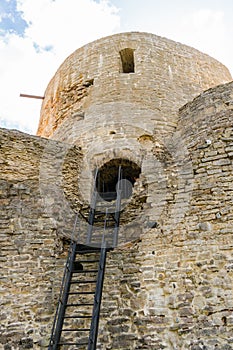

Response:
(37, 32), (231, 139)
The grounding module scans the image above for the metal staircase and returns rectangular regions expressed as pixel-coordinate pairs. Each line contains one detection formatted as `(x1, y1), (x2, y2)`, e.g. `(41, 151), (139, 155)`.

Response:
(86, 166), (122, 248)
(48, 167), (122, 349)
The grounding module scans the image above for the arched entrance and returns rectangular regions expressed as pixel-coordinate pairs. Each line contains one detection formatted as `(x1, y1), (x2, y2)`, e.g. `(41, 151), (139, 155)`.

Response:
(96, 158), (141, 201)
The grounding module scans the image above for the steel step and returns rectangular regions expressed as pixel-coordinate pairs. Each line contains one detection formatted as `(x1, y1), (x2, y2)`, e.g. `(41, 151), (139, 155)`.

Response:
(68, 291), (95, 295)
(76, 259), (99, 263)
(58, 342), (89, 346)
(64, 315), (92, 319)
(66, 303), (94, 307)
(72, 269), (98, 274)
(70, 279), (96, 284)
(62, 328), (90, 332)
(76, 244), (102, 253)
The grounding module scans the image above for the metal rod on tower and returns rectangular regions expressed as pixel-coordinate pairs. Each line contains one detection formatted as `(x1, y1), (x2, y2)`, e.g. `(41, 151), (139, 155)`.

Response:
(20, 93), (44, 99)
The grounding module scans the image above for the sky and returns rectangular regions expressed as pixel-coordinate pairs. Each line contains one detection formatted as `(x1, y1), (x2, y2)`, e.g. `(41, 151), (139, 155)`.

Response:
(0, 0), (233, 135)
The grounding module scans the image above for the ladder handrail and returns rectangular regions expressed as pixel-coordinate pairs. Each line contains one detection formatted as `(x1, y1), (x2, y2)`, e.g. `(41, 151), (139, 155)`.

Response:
(86, 168), (99, 245)
(48, 166), (123, 349)
(113, 165), (122, 247)
(88, 242), (107, 350)
(48, 214), (79, 349)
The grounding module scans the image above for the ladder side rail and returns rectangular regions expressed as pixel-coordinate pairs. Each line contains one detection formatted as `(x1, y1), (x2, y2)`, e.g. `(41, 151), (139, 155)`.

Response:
(104, 207), (109, 231)
(53, 241), (77, 349)
(86, 168), (99, 245)
(116, 165), (122, 194)
(86, 190), (98, 244)
(48, 215), (79, 349)
(48, 240), (77, 349)
(113, 165), (122, 247)
(113, 190), (122, 247)
(88, 242), (107, 350)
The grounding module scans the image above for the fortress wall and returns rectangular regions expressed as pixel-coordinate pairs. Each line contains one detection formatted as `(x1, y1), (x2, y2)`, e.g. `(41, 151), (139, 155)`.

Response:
(95, 82), (233, 349)
(0, 128), (83, 348)
(37, 32), (231, 139)
(1, 32), (233, 350)
(147, 81), (233, 237)
(176, 81), (233, 238)
(98, 228), (233, 349)
(1, 79), (233, 349)
(35, 33), (232, 236)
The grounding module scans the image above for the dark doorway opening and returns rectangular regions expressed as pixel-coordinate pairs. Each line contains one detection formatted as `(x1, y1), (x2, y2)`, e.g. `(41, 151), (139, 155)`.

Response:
(96, 158), (141, 201)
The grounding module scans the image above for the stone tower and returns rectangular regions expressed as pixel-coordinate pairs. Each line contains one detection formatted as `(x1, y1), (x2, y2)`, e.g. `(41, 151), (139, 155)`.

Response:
(1, 32), (233, 349)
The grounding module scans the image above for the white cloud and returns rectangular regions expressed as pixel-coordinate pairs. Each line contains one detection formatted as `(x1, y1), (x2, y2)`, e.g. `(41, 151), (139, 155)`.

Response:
(180, 9), (225, 46)
(150, 6), (233, 77)
(173, 9), (229, 65)
(17, 0), (120, 60)
(0, 0), (120, 134)
(0, 32), (55, 133)
(192, 8), (224, 26)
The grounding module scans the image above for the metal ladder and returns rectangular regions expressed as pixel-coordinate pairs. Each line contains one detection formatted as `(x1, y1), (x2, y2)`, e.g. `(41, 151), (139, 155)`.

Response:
(48, 167), (122, 349)
(86, 166), (122, 248)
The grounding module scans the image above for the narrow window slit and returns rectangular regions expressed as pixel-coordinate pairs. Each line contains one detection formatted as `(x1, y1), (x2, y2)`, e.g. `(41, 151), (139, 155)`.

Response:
(119, 48), (135, 73)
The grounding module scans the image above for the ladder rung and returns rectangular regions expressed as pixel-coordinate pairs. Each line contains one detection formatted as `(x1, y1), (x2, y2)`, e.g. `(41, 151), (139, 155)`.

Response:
(70, 280), (96, 284)
(92, 234), (113, 239)
(72, 269), (98, 273)
(93, 217), (107, 222)
(76, 245), (101, 253)
(66, 303), (93, 307)
(64, 315), (92, 319)
(77, 259), (99, 263)
(59, 342), (89, 346)
(76, 251), (101, 255)
(62, 328), (90, 332)
(68, 291), (95, 295)
(78, 259), (99, 264)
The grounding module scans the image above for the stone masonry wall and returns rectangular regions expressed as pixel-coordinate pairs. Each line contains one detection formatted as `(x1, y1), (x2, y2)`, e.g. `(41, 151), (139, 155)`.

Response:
(35, 32), (232, 233)
(0, 128), (82, 349)
(96, 82), (233, 349)
(37, 32), (231, 139)
(1, 32), (233, 350)
(1, 80), (233, 349)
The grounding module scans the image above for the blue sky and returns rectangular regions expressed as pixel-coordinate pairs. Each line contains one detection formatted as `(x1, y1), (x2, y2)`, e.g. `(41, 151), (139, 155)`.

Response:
(0, 0), (233, 134)
(0, 0), (27, 36)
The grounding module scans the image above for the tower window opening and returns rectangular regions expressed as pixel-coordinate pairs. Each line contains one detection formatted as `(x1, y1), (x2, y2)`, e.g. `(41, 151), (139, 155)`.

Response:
(119, 48), (135, 73)
(96, 158), (141, 201)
